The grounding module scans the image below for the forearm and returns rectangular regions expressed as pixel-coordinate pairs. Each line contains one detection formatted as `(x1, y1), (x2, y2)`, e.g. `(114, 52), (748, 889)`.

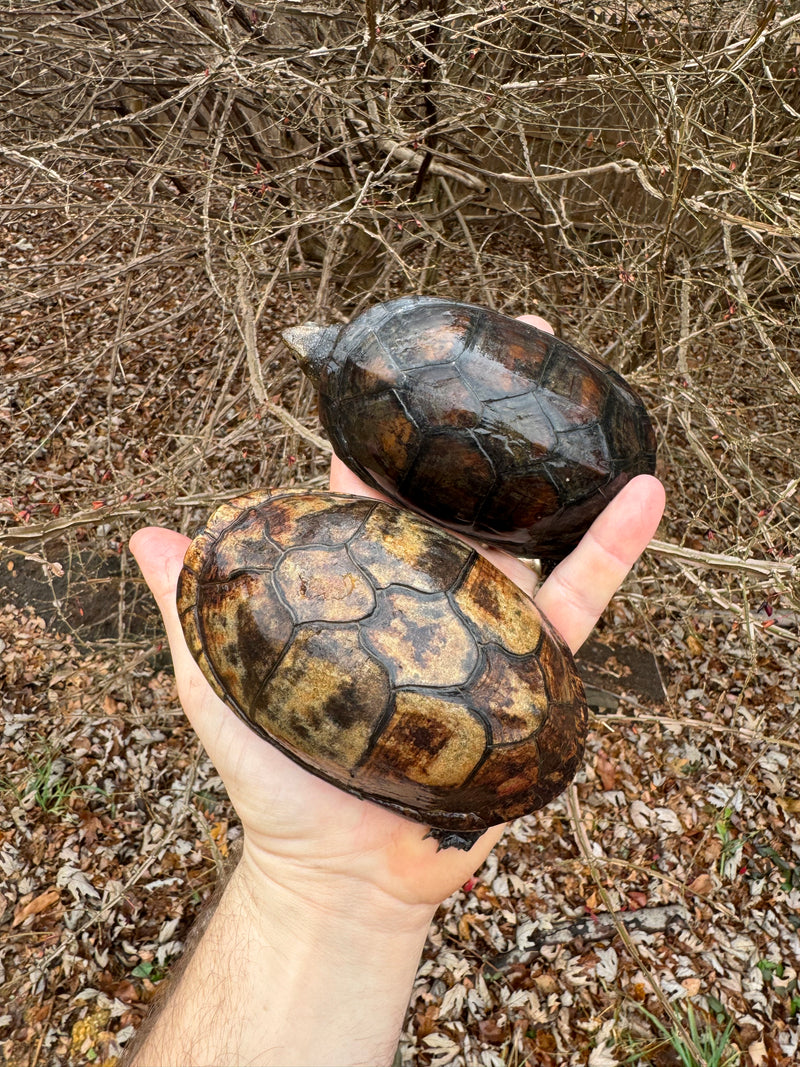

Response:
(127, 847), (436, 1067)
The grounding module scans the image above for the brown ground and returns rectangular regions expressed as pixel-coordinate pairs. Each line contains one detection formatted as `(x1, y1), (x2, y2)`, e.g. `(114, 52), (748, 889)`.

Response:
(1, 51), (799, 1067)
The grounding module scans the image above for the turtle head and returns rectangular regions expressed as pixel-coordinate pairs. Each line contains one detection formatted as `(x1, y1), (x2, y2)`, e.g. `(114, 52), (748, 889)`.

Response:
(282, 322), (341, 384)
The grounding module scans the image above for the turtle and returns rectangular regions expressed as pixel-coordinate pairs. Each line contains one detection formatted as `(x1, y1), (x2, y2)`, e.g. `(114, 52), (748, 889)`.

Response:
(283, 295), (657, 563)
(177, 489), (588, 850)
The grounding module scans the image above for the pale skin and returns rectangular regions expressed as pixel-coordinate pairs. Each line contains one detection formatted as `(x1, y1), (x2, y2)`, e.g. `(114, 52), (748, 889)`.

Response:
(127, 315), (666, 1067)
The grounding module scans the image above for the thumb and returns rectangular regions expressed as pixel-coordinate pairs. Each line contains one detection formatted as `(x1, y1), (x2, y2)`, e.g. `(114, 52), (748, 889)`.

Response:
(129, 525), (217, 716)
(129, 526), (191, 643)
(129, 524), (259, 762)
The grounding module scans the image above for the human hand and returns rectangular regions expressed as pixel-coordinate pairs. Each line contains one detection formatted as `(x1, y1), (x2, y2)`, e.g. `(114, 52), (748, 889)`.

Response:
(127, 313), (664, 1067)
(129, 315), (664, 919)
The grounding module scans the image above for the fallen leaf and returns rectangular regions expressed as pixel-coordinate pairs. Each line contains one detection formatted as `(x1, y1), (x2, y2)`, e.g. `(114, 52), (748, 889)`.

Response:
(457, 912), (485, 941)
(588, 1019), (619, 1066)
(686, 633), (704, 655)
(12, 888), (60, 927)
(596, 946), (619, 982)
(415, 1001), (439, 1039)
(595, 750), (617, 790)
(56, 864), (100, 900)
(79, 809), (104, 846)
(748, 1039), (767, 1066)
(478, 1016), (507, 1045)
(210, 819), (229, 856)
(111, 979), (139, 1005)
(688, 873), (713, 896)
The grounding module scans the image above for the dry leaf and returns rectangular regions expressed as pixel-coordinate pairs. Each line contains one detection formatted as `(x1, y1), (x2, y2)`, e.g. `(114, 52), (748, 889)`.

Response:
(478, 1016), (507, 1045)
(457, 912), (487, 942)
(12, 888), (60, 927)
(415, 1002), (440, 1039)
(56, 864), (100, 900)
(595, 750), (617, 791)
(596, 946), (619, 981)
(588, 1019), (619, 1066)
(686, 633), (704, 655)
(79, 810), (104, 846)
(748, 1039), (768, 1066)
(210, 819), (229, 856)
(688, 873), (713, 896)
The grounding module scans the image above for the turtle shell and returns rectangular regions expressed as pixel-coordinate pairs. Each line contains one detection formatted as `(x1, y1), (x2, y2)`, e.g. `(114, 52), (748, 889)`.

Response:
(284, 296), (657, 562)
(177, 489), (588, 849)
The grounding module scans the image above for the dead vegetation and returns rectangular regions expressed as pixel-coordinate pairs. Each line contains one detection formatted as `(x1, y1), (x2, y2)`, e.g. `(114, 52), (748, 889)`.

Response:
(1, 1), (799, 1064)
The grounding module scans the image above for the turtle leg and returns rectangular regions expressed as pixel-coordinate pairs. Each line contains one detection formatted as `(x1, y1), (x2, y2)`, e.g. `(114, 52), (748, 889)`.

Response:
(424, 827), (485, 851)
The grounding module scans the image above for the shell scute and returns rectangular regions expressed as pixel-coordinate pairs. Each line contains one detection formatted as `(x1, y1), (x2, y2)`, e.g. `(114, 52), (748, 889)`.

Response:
(469, 645), (548, 744)
(197, 512), (283, 582)
(332, 336), (404, 403)
(361, 692), (487, 790)
(402, 429), (496, 525)
(536, 626), (589, 707)
(401, 362), (482, 430)
(353, 505), (471, 592)
(451, 555), (541, 655)
(455, 341), (533, 403)
(540, 341), (610, 415)
(255, 624), (390, 773)
(522, 705), (587, 800)
(482, 390), (556, 462)
(602, 389), (657, 472)
(275, 545), (375, 623)
(546, 427), (611, 497)
(361, 587), (479, 689)
(335, 390), (421, 490)
(194, 571), (294, 713)
(484, 472), (563, 545)
(475, 735), (547, 813)
(468, 315), (553, 383)
(379, 303), (470, 368)
(263, 491), (373, 549)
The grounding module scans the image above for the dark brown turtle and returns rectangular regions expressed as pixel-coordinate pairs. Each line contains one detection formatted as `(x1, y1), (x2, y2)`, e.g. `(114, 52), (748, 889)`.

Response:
(284, 296), (657, 562)
(177, 489), (588, 850)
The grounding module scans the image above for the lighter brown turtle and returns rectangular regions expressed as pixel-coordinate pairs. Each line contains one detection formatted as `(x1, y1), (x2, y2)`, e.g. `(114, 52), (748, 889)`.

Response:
(177, 489), (588, 849)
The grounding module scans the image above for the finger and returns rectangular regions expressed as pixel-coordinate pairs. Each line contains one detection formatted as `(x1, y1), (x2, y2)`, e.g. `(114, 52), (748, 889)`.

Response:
(534, 474), (665, 653)
(516, 314), (554, 335)
(129, 526), (189, 640)
(329, 453), (396, 503)
(129, 527), (237, 738)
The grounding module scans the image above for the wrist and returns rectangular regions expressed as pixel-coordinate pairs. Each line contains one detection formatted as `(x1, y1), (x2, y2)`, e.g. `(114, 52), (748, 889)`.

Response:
(218, 849), (434, 1066)
(236, 837), (438, 944)
(131, 840), (436, 1067)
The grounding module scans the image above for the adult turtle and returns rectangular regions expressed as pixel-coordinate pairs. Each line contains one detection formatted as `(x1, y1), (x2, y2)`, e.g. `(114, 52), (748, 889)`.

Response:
(284, 296), (656, 562)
